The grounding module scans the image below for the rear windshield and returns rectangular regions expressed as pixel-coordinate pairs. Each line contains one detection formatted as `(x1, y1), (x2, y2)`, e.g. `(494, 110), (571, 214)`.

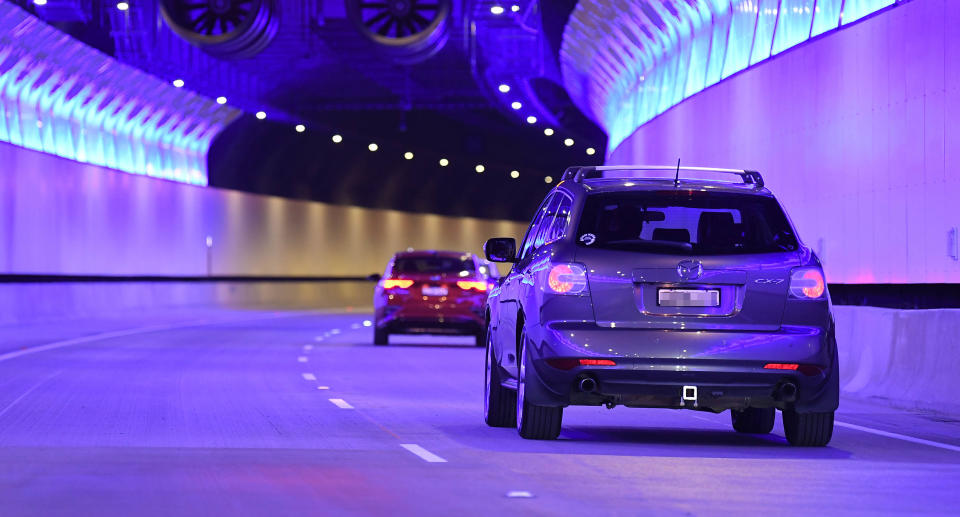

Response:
(393, 257), (476, 274)
(576, 191), (798, 255)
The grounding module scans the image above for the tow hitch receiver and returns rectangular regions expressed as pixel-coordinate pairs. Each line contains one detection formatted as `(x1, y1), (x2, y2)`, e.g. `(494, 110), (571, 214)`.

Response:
(680, 385), (698, 407)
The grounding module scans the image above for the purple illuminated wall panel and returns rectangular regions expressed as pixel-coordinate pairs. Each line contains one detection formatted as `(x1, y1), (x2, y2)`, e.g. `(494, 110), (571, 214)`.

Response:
(561, 0), (901, 152)
(606, 0), (960, 284)
(0, 141), (525, 277)
(0, 2), (239, 186)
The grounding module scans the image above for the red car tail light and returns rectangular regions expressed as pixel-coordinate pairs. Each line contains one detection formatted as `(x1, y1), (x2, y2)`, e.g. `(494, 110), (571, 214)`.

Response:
(456, 280), (488, 292)
(764, 363), (799, 370)
(789, 268), (825, 299)
(383, 278), (414, 289)
(545, 263), (587, 294)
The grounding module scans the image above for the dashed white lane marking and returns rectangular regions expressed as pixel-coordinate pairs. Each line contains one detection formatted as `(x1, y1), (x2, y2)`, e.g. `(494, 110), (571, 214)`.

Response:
(836, 421), (960, 453)
(316, 386), (330, 390)
(362, 320), (373, 327)
(302, 344), (313, 351)
(297, 356), (309, 363)
(329, 398), (354, 409)
(506, 491), (534, 498)
(314, 337), (324, 342)
(400, 444), (447, 463)
(301, 373), (317, 381)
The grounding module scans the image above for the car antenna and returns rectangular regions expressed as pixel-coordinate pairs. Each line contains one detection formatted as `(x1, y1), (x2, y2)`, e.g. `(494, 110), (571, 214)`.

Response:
(674, 158), (680, 187)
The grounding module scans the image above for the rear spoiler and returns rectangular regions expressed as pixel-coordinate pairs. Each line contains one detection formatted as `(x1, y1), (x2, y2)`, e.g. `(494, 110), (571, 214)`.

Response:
(560, 165), (764, 189)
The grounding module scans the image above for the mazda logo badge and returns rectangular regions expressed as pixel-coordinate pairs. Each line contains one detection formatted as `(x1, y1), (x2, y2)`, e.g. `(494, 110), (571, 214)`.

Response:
(677, 260), (703, 281)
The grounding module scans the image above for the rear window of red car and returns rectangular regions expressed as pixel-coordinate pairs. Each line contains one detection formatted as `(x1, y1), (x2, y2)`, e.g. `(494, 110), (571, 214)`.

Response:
(393, 257), (475, 274)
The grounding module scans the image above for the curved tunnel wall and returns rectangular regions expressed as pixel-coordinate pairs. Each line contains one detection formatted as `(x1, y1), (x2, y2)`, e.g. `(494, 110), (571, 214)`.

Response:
(0, 140), (526, 278)
(605, 0), (959, 284)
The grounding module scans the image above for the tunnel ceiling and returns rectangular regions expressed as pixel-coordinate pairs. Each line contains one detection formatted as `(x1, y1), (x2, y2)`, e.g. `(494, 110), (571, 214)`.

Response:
(12, 0), (606, 221)
(560, 0), (899, 152)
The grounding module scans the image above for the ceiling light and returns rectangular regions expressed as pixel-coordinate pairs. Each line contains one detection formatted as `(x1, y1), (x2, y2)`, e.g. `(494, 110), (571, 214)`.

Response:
(564, 138), (574, 147)
(295, 124), (305, 133)
(586, 147), (596, 155)
(510, 170), (519, 179)
(511, 101), (522, 110)
(490, 5), (504, 14)
(332, 134), (342, 143)
(475, 164), (485, 173)
(498, 84), (510, 93)
(172, 79), (184, 88)
(526, 115), (537, 124)
(404, 151), (414, 160)
(33, 0), (47, 5)
(544, 176), (553, 184)
(368, 143), (378, 152)
(511, 5), (520, 12)
(116, 2), (129, 11)
(216, 96), (227, 105)
(439, 158), (449, 167)
(544, 128), (554, 136)
(255, 111), (266, 120)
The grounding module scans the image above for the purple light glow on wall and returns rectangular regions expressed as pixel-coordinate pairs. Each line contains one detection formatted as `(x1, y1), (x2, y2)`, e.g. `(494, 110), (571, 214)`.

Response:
(0, 2), (240, 185)
(560, 0), (896, 152)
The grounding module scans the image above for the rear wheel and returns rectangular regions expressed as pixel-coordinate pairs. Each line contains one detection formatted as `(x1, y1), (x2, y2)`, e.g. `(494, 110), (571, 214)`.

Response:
(374, 327), (388, 346)
(516, 326), (562, 439)
(731, 407), (775, 434)
(783, 409), (834, 446)
(474, 329), (485, 347)
(484, 329), (516, 427)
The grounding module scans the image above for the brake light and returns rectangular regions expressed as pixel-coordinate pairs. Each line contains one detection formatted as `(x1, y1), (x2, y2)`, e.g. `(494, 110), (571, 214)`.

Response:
(546, 263), (587, 294)
(579, 359), (616, 366)
(383, 278), (414, 289)
(546, 358), (617, 370)
(456, 280), (488, 292)
(764, 363), (799, 370)
(789, 268), (825, 299)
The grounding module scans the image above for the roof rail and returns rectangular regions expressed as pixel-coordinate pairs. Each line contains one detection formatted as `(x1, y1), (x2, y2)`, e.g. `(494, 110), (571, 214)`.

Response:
(559, 165), (764, 189)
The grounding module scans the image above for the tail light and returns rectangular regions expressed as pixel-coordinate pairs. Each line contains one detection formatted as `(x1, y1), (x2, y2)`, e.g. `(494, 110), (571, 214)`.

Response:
(544, 263), (587, 295)
(383, 278), (414, 289)
(789, 267), (825, 299)
(546, 358), (617, 370)
(456, 280), (488, 292)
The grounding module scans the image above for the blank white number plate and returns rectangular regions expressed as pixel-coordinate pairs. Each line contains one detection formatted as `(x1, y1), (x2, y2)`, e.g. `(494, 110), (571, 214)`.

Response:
(422, 286), (448, 296)
(658, 288), (720, 307)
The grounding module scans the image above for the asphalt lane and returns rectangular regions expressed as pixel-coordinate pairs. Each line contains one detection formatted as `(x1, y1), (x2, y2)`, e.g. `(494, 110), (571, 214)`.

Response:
(1, 311), (958, 516)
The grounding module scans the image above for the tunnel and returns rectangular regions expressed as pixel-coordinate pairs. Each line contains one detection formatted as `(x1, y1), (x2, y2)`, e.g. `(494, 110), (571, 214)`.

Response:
(1, 0), (959, 515)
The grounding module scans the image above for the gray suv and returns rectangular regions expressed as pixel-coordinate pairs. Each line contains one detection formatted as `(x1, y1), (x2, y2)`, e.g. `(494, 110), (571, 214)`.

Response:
(482, 166), (839, 446)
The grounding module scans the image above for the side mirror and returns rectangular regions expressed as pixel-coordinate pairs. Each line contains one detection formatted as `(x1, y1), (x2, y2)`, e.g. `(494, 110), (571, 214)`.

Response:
(484, 238), (517, 263)
(367, 273), (382, 282)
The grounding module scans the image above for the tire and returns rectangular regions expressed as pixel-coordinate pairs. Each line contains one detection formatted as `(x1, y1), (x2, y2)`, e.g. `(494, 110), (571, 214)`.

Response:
(731, 407), (775, 434)
(484, 329), (516, 427)
(374, 327), (388, 346)
(516, 325), (562, 439)
(474, 330), (485, 347)
(782, 409), (834, 446)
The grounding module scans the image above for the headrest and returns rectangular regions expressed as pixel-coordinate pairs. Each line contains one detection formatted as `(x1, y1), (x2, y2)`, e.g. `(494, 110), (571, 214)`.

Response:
(698, 211), (738, 249)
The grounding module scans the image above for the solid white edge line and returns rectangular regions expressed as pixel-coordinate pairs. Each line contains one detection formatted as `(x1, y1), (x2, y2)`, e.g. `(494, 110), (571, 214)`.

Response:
(836, 421), (960, 453)
(301, 373), (317, 381)
(400, 444), (447, 463)
(329, 398), (354, 409)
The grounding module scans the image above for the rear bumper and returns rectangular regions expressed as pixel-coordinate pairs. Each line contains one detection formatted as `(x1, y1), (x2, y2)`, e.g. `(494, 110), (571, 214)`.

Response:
(374, 293), (485, 335)
(522, 322), (839, 413)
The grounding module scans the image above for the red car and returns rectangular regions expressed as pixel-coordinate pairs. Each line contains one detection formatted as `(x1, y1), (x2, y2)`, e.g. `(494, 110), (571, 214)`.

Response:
(373, 250), (500, 346)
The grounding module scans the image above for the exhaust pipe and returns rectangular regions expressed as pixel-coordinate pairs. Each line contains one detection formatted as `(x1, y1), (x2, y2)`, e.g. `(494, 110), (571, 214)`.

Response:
(775, 382), (798, 402)
(578, 377), (597, 393)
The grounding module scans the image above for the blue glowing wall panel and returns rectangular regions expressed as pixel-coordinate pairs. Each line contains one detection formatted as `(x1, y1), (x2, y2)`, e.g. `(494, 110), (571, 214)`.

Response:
(560, 0), (900, 152)
(0, 3), (239, 185)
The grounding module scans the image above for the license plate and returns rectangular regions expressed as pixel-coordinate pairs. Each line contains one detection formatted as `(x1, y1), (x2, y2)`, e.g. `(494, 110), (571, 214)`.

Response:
(658, 288), (720, 307)
(422, 286), (448, 296)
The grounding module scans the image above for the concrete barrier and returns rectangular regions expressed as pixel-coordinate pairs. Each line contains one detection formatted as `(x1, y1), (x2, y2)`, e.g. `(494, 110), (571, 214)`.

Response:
(835, 305), (960, 415)
(0, 280), (375, 326)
